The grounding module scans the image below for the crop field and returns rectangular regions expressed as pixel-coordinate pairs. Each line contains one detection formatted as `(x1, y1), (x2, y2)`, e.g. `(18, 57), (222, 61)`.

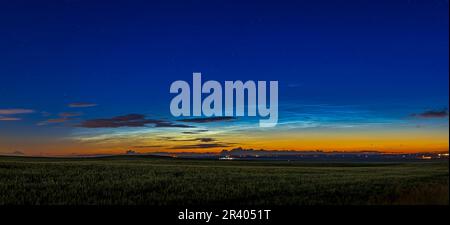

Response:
(0, 156), (448, 205)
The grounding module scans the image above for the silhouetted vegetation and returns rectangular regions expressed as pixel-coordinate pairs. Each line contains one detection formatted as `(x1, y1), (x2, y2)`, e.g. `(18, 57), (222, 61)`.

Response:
(0, 156), (448, 205)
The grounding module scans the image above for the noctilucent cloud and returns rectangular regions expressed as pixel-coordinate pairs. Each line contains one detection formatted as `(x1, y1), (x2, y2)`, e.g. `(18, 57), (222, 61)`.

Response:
(0, 0), (448, 156)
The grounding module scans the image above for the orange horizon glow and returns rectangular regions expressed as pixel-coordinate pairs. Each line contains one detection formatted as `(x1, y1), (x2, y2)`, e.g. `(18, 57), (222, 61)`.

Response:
(2, 128), (448, 156)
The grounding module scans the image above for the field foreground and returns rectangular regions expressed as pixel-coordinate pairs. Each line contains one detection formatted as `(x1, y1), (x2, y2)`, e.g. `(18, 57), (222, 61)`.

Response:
(0, 156), (448, 205)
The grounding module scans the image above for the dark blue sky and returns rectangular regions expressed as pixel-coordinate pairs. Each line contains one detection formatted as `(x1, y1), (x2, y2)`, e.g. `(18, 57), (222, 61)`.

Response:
(0, 0), (448, 155)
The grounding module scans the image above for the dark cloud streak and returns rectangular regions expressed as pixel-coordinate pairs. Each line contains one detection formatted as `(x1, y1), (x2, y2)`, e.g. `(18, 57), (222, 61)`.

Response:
(78, 114), (194, 128)
(411, 109), (449, 119)
(169, 143), (231, 149)
(68, 102), (97, 108)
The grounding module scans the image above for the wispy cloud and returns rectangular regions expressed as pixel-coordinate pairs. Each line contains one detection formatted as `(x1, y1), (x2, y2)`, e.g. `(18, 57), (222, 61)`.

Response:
(178, 116), (236, 123)
(37, 118), (71, 126)
(132, 145), (164, 148)
(59, 112), (82, 117)
(68, 102), (97, 108)
(78, 114), (194, 128)
(161, 137), (217, 142)
(37, 111), (82, 126)
(154, 121), (194, 128)
(78, 114), (154, 128)
(0, 108), (34, 122)
(0, 116), (21, 121)
(47, 118), (69, 123)
(0, 109), (34, 115)
(165, 135), (236, 149)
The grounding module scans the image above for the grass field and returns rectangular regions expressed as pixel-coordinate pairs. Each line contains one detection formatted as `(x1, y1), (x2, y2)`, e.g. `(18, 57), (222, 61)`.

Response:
(0, 156), (448, 205)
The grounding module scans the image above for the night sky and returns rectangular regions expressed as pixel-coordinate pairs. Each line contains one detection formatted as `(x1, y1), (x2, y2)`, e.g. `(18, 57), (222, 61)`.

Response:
(0, 0), (448, 156)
